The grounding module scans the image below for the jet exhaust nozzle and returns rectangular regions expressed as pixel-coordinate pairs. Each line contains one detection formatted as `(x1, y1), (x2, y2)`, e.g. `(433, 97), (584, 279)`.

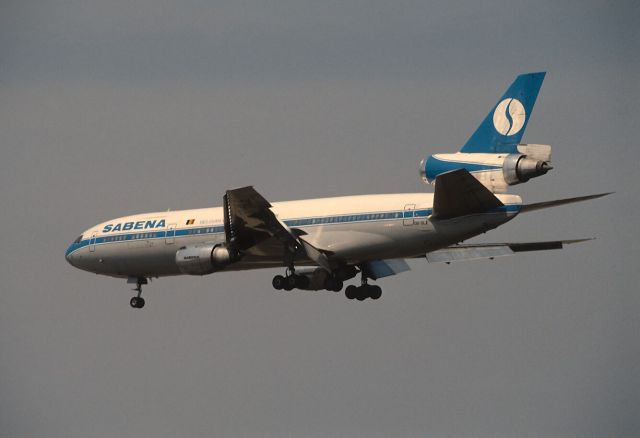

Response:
(502, 154), (551, 185)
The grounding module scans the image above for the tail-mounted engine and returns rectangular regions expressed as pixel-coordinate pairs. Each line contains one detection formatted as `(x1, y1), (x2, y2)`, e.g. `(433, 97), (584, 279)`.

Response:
(419, 144), (552, 193)
(175, 243), (240, 275)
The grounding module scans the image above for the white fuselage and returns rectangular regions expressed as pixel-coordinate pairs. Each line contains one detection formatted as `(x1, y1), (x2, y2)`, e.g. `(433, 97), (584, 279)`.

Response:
(65, 192), (522, 278)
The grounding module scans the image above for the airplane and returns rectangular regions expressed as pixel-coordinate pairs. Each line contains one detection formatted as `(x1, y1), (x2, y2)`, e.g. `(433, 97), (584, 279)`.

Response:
(65, 72), (610, 308)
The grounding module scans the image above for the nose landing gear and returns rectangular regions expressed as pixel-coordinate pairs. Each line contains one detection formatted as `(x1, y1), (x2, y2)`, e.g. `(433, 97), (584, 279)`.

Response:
(130, 296), (145, 308)
(128, 277), (148, 309)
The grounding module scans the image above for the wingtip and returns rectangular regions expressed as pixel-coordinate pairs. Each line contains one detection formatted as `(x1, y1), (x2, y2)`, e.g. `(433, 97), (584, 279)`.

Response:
(563, 238), (596, 245)
(587, 192), (614, 201)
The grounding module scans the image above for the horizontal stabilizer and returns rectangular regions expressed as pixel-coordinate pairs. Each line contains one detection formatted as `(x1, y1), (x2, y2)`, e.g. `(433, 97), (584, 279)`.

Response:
(520, 193), (612, 213)
(432, 169), (504, 220)
(426, 239), (593, 263)
(363, 259), (411, 279)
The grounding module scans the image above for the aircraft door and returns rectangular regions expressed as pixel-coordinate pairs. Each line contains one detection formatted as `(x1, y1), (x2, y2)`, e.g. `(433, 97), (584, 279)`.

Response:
(403, 204), (416, 226)
(165, 224), (176, 244)
(89, 232), (97, 252)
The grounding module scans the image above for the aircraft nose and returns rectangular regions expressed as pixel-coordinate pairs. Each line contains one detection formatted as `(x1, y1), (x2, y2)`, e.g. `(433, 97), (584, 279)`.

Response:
(65, 235), (83, 267)
(65, 247), (76, 266)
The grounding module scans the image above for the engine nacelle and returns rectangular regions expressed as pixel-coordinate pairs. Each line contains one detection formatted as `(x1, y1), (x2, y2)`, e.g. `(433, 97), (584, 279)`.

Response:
(175, 244), (238, 275)
(502, 153), (553, 185)
(420, 144), (552, 193)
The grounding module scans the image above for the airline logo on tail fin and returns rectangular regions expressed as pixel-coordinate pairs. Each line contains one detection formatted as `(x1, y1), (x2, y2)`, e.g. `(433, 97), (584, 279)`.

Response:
(460, 72), (546, 153)
(493, 98), (526, 136)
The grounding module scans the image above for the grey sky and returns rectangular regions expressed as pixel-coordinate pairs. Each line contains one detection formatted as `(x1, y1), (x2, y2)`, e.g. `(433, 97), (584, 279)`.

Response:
(1, 0), (638, 437)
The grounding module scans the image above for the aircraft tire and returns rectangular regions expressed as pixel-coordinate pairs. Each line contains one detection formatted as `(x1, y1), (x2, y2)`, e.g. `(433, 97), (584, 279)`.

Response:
(345, 285), (357, 299)
(294, 275), (310, 289)
(272, 275), (285, 290)
(283, 276), (296, 291)
(370, 285), (382, 300)
(130, 297), (145, 308)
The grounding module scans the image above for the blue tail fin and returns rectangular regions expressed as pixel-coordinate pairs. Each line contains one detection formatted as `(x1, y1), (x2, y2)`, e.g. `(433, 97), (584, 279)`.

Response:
(460, 72), (546, 153)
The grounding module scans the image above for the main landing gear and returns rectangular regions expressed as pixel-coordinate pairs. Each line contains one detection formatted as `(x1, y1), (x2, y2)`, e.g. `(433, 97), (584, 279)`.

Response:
(128, 277), (147, 309)
(272, 268), (343, 292)
(272, 272), (309, 291)
(344, 276), (382, 301)
(271, 265), (382, 300)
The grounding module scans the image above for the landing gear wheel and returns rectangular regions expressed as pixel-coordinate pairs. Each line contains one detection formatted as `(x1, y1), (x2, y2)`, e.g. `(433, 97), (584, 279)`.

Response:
(128, 277), (147, 308)
(272, 275), (286, 290)
(130, 296), (145, 308)
(370, 285), (382, 300)
(356, 288), (367, 301)
(294, 275), (310, 289)
(345, 285), (357, 299)
(325, 277), (343, 292)
(283, 276), (296, 291)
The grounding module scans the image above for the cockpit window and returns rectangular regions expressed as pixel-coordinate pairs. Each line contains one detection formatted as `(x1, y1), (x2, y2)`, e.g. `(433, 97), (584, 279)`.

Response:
(73, 235), (83, 244)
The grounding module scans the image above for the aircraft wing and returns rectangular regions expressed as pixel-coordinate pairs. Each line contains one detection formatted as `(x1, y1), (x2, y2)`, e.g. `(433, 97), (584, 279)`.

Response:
(424, 239), (592, 263)
(224, 186), (333, 270)
(431, 169), (504, 220)
(520, 193), (612, 212)
(224, 186), (299, 252)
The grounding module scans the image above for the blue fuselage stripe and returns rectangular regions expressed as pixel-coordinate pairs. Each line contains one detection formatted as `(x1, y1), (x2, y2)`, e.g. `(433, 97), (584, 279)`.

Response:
(65, 205), (521, 256)
(424, 156), (502, 182)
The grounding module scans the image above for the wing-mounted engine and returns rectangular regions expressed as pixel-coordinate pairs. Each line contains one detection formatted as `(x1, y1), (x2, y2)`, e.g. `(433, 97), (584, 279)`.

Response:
(419, 144), (552, 193)
(175, 192), (247, 276)
(175, 243), (239, 275)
